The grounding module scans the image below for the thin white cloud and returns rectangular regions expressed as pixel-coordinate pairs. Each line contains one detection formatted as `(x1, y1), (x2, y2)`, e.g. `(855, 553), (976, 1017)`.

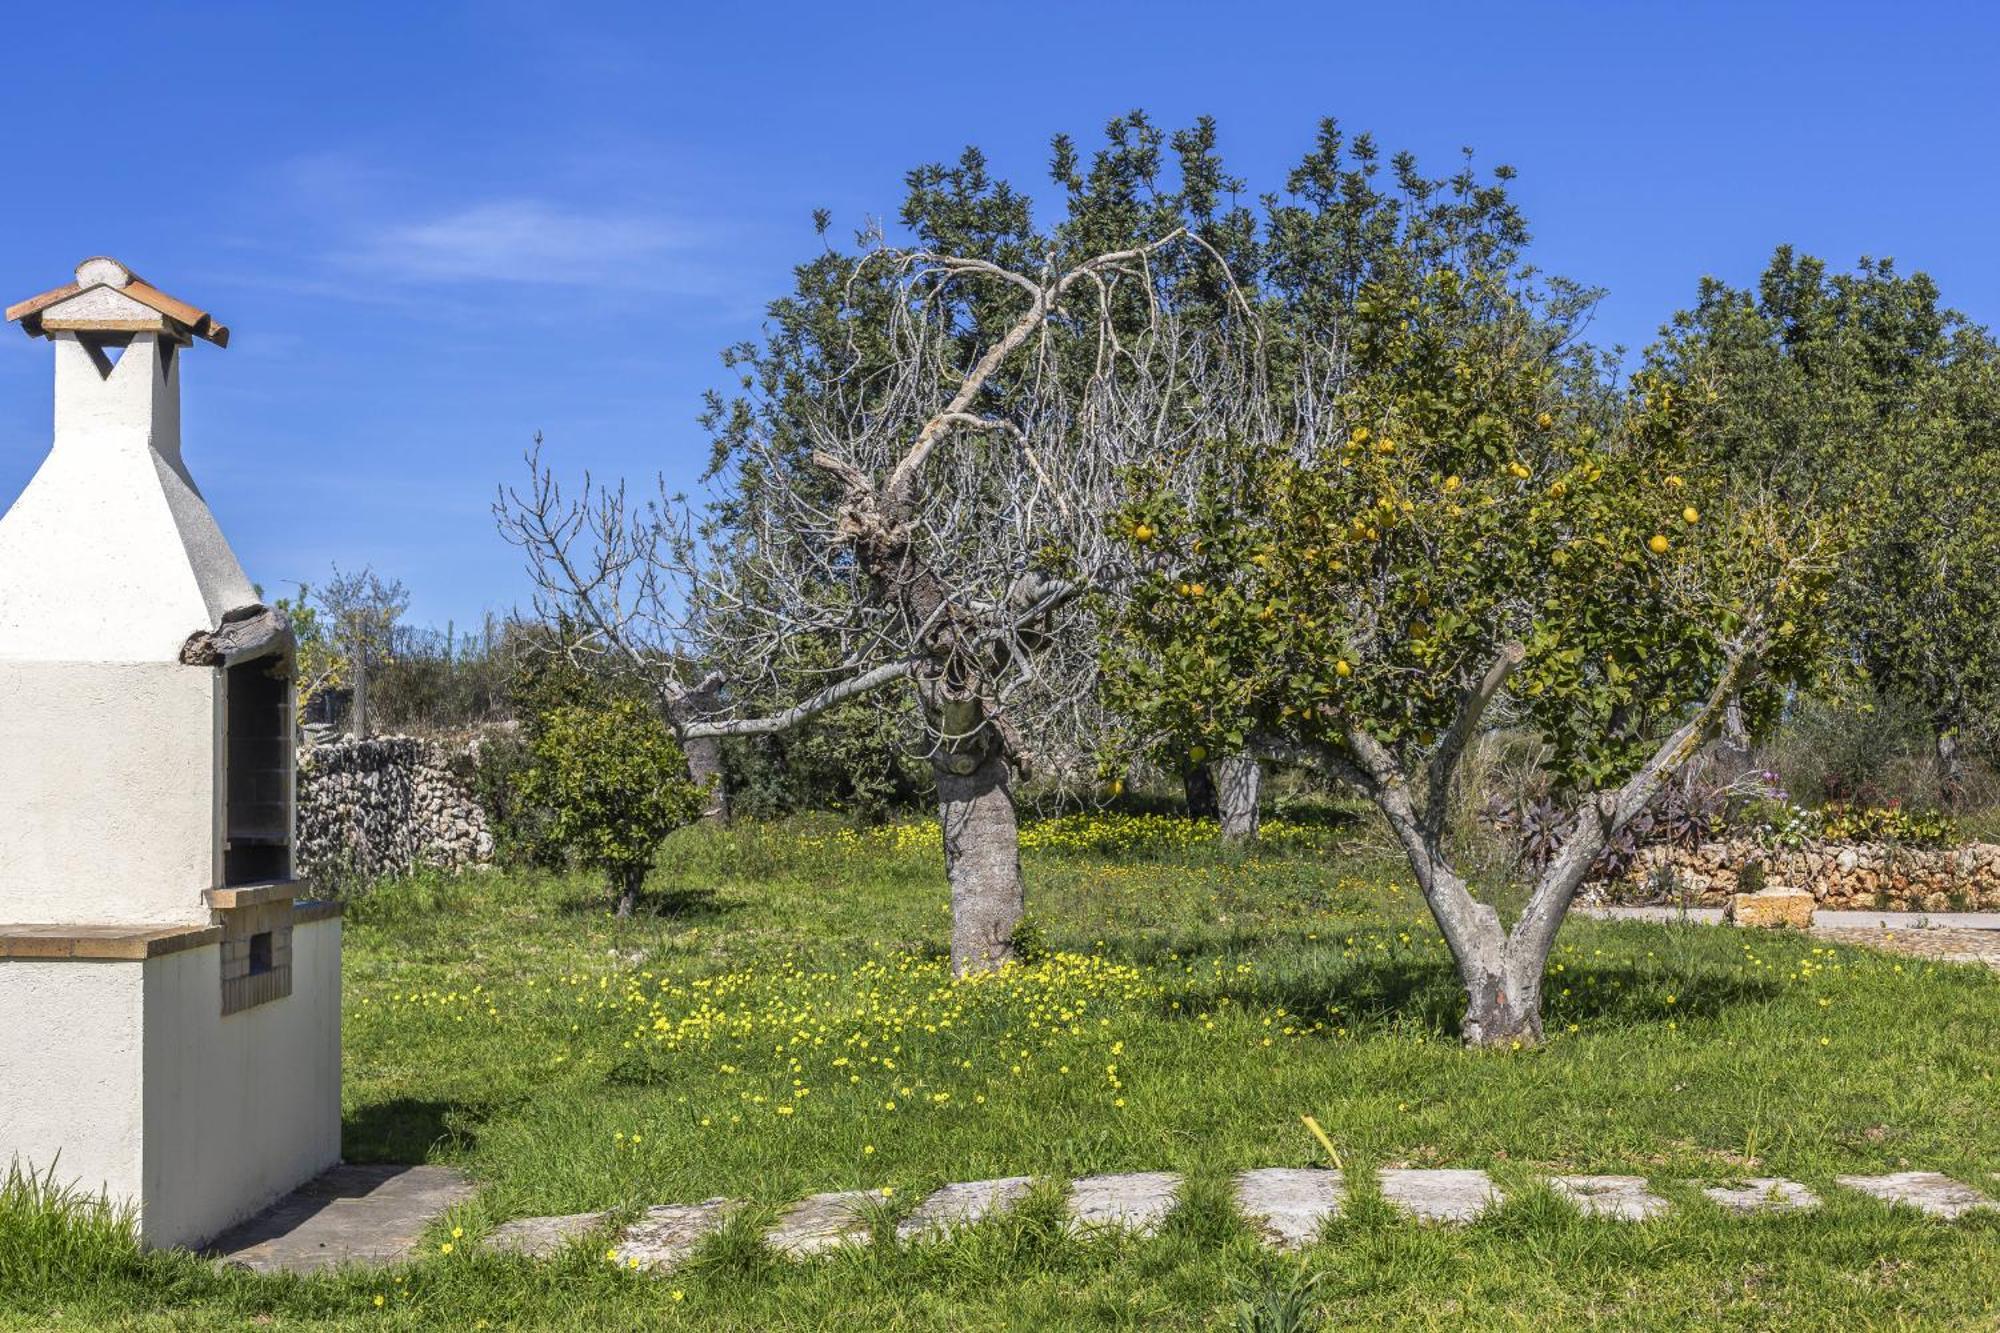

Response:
(340, 199), (693, 286)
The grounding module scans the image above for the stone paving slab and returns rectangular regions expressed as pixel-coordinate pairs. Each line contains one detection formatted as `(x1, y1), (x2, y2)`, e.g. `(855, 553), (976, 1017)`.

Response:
(1835, 1172), (1997, 1219)
(1379, 1168), (1500, 1224)
(205, 1165), (476, 1274)
(896, 1176), (1035, 1241)
(613, 1199), (735, 1271)
(485, 1210), (611, 1258)
(1701, 1178), (1819, 1214)
(1235, 1167), (1343, 1249)
(767, 1189), (877, 1257)
(1066, 1171), (1182, 1236)
(1549, 1175), (1668, 1221)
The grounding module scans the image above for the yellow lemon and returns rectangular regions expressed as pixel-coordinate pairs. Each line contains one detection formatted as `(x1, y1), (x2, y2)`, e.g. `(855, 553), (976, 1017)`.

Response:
(1133, 522), (1155, 543)
(1335, 659), (1353, 678)
(1682, 506), (1700, 525)
(1648, 534), (1670, 555)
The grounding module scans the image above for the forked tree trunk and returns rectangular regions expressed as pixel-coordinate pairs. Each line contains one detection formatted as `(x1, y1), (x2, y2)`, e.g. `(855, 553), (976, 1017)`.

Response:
(1184, 764), (1218, 819)
(936, 750), (1023, 976)
(1456, 937), (1550, 1047)
(1216, 752), (1263, 843)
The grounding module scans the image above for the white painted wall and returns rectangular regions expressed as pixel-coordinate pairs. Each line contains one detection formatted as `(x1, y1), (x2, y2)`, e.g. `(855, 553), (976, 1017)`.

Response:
(0, 329), (256, 664)
(0, 921), (342, 1250)
(0, 958), (147, 1215)
(0, 662), (219, 926)
(139, 918), (343, 1248)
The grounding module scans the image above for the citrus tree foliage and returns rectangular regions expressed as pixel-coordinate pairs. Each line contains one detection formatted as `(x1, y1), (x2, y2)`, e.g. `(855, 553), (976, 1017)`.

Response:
(1643, 250), (2000, 776)
(517, 698), (706, 917)
(1107, 245), (1835, 1045)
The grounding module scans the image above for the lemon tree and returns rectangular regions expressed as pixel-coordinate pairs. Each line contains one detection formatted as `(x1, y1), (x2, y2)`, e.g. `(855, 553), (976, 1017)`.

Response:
(1107, 265), (1835, 1046)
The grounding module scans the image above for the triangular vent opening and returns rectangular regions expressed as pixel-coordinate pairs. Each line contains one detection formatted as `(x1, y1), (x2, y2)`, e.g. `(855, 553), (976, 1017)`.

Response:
(79, 333), (134, 380)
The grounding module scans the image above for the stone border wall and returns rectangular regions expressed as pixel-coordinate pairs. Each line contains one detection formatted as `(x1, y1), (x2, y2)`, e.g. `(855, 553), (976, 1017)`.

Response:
(1598, 838), (2000, 912)
(295, 736), (493, 886)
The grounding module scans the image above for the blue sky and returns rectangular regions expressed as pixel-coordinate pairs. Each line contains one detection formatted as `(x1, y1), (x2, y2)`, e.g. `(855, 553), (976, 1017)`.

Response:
(3, 2), (1996, 632)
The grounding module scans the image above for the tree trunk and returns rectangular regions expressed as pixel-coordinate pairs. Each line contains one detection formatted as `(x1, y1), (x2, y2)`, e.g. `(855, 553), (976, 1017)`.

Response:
(936, 750), (1023, 977)
(1710, 696), (1752, 777)
(1215, 752), (1263, 843)
(1184, 764), (1218, 819)
(351, 650), (370, 740)
(1937, 731), (1964, 808)
(1456, 944), (1547, 1047)
(683, 733), (730, 824)
(613, 866), (643, 918)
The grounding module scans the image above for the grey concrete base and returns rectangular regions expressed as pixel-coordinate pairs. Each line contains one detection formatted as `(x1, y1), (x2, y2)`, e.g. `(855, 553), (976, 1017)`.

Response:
(1835, 1172), (1997, 1219)
(1379, 1168), (1499, 1223)
(1066, 1171), (1182, 1235)
(1702, 1178), (1819, 1214)
(205, 1165), (476, 1274)
(485, 1210), (610, 1258)
(1550, 1175), (1668, 1221)
(896, 1176), (1034, 1241)
(613, 1199), (734, 1271)
(1235, 1167), (1343, 1249)
(766, 1189), (875, 1257)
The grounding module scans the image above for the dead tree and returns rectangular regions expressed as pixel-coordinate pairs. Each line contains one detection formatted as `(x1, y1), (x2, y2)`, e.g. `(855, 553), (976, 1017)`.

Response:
(500, 229), (1255, 973)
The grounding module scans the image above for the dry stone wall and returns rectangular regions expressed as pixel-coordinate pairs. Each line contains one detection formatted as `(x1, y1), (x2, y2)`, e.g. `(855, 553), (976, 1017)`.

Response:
(1595, 838), (2000, 912)
(295, 736), (493, 885)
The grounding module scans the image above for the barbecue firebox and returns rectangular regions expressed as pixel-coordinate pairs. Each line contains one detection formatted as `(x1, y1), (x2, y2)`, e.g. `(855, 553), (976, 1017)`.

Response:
(0, 259), (341, 1249)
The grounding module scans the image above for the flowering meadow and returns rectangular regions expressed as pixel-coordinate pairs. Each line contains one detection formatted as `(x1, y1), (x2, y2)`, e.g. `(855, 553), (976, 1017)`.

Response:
(9, 811), (1998, 1329)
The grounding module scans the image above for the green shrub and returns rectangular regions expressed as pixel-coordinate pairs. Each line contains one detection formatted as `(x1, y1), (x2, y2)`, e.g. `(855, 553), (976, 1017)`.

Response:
(1818, 802), (1958, 847)
(516, 698), (707, 916)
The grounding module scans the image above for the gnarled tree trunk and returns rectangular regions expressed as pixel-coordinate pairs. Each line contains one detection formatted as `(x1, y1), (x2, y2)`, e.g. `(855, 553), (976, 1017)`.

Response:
(1216, 752), (1263, 842)
(936, 748), (1023, 977)
(682, 733), (729, 823)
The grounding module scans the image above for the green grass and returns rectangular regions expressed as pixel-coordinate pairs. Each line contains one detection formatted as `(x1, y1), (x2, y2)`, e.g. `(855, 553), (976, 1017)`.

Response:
(5, 811), (1999, 1329)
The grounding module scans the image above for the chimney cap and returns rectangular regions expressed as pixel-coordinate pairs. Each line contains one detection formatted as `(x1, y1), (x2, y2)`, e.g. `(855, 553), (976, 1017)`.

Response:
(5, 257), (229, 348)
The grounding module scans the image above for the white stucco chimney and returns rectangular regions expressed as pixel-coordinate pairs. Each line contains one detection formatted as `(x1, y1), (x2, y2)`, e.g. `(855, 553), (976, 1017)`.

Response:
(0, 256), (255, 662)
(1, 259), (342, 1251)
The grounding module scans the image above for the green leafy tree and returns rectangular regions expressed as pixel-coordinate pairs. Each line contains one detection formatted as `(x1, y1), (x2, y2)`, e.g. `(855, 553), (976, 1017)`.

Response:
(1108, 243), (1836, 1046)
(517, 698), (706, 917)
(1644, 250), (2000, 790)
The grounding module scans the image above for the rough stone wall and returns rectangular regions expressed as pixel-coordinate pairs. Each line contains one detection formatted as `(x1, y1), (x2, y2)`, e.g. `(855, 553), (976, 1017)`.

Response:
(295, 736), (493, 885)
(1594, 839), (2000, 912)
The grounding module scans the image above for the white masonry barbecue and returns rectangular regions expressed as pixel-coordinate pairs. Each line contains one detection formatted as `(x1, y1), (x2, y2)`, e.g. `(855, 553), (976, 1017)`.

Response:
(0, 258), (340, 1248)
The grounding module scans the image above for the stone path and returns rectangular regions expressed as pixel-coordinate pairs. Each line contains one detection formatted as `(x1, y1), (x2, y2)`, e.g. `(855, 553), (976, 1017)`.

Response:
(1702, 1177), (1819, 1214)
(1235, 1167), (1344, 1249)
(1579, 906), (2000, 973)
(1066, 1170), (1182, 1236)
(1549, 1174), (1668, 1221)
(206, 1165), (476, 1274)
(1833, 1171), (1997, 1220)
(1379, 1167), (1500, 1223)
(210, 1163), (2000, 1275)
